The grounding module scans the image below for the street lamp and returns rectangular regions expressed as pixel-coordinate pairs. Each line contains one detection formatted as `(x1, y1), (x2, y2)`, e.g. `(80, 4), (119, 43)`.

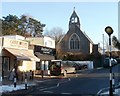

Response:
(105, 26), (113, 96)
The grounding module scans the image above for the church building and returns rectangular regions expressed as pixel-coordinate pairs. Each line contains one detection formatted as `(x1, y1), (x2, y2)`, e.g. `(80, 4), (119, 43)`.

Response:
(56, 9), (95, 59)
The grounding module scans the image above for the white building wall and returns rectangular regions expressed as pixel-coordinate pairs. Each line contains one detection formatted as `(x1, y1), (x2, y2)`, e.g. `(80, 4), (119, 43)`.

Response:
(90, 43), (93, 53)
(21, 61), (36, 72)
(26, 37), (44, 46)
(3, 37), (29, 50)
(1, 35), (25, 40)
(44, 36), (55, 48)
(26, 36), (55, 48)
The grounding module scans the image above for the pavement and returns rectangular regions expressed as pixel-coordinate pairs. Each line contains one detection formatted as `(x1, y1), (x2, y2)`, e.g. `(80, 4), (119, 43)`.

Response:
(2, 74), (62, 85)
(1, 74), (64, 95)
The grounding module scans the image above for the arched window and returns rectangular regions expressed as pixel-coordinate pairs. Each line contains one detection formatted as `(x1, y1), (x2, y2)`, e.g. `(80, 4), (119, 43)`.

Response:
(71, 17), (78, 23)
(69, 34), (80, 49)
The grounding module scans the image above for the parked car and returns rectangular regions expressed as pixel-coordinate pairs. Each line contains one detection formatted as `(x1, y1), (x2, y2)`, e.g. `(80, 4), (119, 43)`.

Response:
(49, 60), (76, 76)
(61, 64), (76, 76)
(103, 58), (117, 68)
(73, 63), (82, 70)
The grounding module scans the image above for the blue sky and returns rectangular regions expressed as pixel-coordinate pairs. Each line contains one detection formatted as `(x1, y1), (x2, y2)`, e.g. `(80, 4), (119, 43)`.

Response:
(1, 2), (118, 46)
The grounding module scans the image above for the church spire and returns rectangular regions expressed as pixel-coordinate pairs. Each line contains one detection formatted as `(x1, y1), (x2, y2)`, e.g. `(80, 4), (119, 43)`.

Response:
(69, 8), (80, 29)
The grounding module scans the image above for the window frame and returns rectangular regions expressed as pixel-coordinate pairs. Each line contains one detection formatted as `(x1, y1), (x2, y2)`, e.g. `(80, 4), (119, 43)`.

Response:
(2, 56), (10, 71)
(69, 33), (80, 50)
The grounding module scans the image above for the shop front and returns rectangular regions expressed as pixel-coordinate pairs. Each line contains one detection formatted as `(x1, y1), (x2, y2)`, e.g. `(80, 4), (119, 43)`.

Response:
(34, 45), (55, 75)
(2, 37), (40, 79)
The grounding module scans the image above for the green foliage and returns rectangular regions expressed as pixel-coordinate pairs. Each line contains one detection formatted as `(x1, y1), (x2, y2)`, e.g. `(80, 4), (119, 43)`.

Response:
(2, 14), (20, 35)
(2, 14), (45, 37)
(62, 52), (101, 61)
(112, 36), (120, 50)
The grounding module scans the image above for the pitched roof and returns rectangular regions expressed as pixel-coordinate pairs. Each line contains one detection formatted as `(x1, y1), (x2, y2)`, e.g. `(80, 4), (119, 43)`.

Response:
(82, 31), (94, 44)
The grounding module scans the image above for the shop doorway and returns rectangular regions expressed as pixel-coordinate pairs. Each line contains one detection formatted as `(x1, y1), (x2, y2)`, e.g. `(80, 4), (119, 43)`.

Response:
(2, 56), (10, 78)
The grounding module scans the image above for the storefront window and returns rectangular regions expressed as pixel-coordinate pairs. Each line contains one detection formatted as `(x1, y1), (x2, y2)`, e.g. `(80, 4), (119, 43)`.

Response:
(36, 62), (41, 70)
(3, 57), (10, 71)
(45, 61), (48, 70)
(17, 61), (22, 66)
(41, 61), (45, 70)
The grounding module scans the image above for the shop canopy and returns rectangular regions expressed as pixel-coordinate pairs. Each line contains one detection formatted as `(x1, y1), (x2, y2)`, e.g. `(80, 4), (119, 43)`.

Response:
(4, 48), (40, 61)
(35, 52), (55, 61)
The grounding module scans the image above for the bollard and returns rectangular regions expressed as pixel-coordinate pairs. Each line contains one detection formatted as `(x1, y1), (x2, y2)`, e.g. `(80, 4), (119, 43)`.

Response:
(21, 72), (23, 81)
(0, 76), (2, 82)
(48, 70), (51, 77)
(32, 71), (34, 80)
(25, 74), (27, 90)
(29, 70), (34, 80)
(112, 73), (115, 92)
(41, 70), (43, 78)
(30, 70), (32, 80)
(14, 75), (17, 87)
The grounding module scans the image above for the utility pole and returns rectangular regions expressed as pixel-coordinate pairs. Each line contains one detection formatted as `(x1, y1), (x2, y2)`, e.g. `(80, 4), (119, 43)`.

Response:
(103, 34), (105, 54)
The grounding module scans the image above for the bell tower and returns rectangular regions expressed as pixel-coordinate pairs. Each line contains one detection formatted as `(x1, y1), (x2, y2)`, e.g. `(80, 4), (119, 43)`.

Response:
(69, 7), (80, 29)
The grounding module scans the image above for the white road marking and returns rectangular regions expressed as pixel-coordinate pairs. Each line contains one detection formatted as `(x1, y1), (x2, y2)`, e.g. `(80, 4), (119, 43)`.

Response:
(43, 91), (53, 93)
(57, 83), (59, 87)
(40, 86), (57, 91)
(39, 78), (71, 92)
(37, 86), (45, 90)
(57, 78), (71, 87)
(35, 79), (53, 83)
(35, 80), (44, 83)
(61, 93), (72, 94)
(68, 78), (71, 81)
(97, 87), (109, 95)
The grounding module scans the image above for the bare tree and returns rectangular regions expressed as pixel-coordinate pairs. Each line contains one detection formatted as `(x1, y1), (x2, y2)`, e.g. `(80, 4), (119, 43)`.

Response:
(44, 27), (65, 45)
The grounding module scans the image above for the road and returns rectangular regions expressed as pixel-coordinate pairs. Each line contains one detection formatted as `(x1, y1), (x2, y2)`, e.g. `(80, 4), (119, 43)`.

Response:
(2, 64), (120, 96)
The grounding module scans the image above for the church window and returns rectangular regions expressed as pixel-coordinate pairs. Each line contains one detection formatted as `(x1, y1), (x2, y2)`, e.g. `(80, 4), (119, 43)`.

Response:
(71, 17), (77, 23)
(69, 34), (80, 49)
(71, 17), (75, 23)
(75, 17), (77, 23)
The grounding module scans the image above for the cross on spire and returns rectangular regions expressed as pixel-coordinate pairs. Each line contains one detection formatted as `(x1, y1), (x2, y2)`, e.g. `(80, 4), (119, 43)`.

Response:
(74, 7), (75, 11)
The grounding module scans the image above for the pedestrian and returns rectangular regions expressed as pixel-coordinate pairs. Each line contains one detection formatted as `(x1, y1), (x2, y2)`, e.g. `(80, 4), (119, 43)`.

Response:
(9, 68), (15, 81)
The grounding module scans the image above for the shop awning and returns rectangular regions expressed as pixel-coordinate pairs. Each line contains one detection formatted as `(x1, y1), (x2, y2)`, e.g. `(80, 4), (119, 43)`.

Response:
(4, 48), (40, 61)
(35, 52), (55, 60)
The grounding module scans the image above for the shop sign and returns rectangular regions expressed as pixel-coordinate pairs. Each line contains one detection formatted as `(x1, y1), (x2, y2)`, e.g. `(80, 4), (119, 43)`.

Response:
(3, 38), (28, 49)
(41, 47), (52, 54)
